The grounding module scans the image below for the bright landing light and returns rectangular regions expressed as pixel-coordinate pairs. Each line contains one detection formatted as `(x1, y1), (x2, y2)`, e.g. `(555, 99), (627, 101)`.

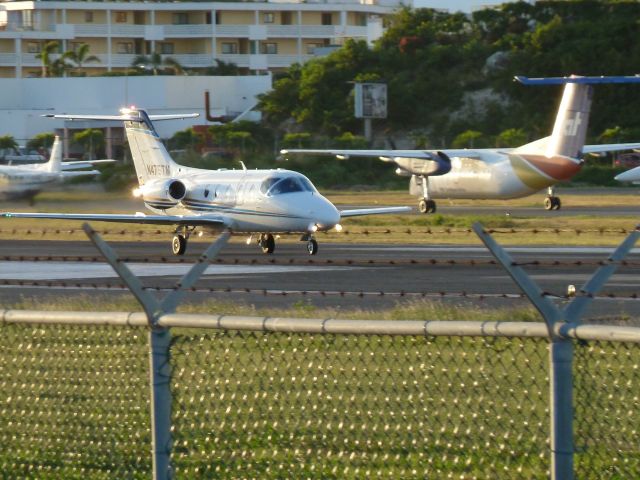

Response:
(132, 187), (142, 197)
(334, 224), (343, 232)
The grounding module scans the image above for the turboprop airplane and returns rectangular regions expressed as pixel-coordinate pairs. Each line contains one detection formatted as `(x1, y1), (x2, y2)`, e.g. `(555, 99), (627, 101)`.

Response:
(281, 75), (640, 213)
(0, 136), (112, 201)
(1, 108), (409, 256)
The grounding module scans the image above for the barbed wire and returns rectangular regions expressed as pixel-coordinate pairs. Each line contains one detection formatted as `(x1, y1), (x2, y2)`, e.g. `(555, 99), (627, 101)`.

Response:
(0, 226), (636, 238)
(1, 279), (639, 300)
(0, 254), (639, 267)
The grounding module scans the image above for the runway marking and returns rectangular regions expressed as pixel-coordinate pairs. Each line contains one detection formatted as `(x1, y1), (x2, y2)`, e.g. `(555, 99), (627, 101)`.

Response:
(0, 261), (362, 281)
(342, 246), (640, 255)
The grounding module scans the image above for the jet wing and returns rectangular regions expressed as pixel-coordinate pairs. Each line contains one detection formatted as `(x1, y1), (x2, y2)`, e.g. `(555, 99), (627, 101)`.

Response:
(1, 212), (228, 227)
(61, 159), (116, 171)
(280, 148), (482, 160)
(59, 170), (101, 177)
(582, 143), (640, 154)
(340, 206), (412, 218)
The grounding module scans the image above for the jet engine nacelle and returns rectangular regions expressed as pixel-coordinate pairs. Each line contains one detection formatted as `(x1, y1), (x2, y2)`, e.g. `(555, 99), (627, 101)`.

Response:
(136, 179), (187, 207)
(393, 152), (451, 177)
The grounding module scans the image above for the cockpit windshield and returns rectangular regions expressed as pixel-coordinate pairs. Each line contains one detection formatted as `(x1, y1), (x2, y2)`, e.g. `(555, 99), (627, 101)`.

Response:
(260, 174), (317, 196)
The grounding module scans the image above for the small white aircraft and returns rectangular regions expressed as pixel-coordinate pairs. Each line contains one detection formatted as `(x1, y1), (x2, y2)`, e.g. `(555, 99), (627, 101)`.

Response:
(1, 108), (409, 255)
(281, 75), (640, 213)
(0, 136), (111, 201)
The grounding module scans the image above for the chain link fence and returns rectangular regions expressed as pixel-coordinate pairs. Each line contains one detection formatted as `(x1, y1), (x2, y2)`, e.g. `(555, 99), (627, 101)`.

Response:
(1, 317), (639, 479)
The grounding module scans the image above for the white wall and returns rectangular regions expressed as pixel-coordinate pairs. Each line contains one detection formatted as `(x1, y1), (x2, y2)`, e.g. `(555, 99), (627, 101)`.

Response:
(0, 75), (272, 141)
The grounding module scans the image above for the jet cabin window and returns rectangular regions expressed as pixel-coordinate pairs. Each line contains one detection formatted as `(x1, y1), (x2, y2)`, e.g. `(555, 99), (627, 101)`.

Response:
(261, 175), (315, 196)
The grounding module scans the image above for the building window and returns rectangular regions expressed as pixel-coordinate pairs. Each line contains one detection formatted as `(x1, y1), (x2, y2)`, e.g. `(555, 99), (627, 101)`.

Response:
(117, 42), (133, 54)
(355, 13), (367, 26)
(321, 13), (333, 25)
(27, 42), (40, 54)
(306, 43), (323, 54)
(263, 13), (274, 24)
(221, 42), (237, 54)
(173, 13), (188, 25)
(115, 12), (127, 23)
(85, 11), (94, 23)
(159, 42), (174, 55)
(260, 42), (277, 54)
(281, 12), (292, 25)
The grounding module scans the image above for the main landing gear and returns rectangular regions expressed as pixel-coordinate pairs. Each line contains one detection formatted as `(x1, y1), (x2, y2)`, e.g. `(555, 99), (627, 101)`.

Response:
(253, 233), (319, 255)
(171, 226), (195, 256)
(417, 175), (437, 214)
(544, 186), (561, 211)
(418, 198), (437, 214)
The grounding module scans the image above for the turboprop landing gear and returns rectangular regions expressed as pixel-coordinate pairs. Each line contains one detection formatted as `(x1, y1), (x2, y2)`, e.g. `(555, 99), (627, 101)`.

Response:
(172, 226), (193, 256)
(301, 233), (319, 256)
(544, 187), (561, 211)
(259, 233), (275, 254)
(418, 176), (437, 214)
(418, 198), (437, 214)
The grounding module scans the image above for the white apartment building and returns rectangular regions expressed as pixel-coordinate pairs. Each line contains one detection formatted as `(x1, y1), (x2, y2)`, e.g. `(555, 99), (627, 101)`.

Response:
(0, 0), (402, 78)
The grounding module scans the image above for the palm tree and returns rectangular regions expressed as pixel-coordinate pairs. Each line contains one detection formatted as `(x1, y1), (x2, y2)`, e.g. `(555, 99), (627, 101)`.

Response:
(35, 40), (60, 78)
(131, 52), (184, 75)
(67, 43), (100, 75)
(35, 41), (75, 77)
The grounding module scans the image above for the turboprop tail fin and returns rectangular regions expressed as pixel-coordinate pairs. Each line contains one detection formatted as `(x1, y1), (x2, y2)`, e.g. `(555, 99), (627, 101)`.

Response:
(514, 75), (640, 158)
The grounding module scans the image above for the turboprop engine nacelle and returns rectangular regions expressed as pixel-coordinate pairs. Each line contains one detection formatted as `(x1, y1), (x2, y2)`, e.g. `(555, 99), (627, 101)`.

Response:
(393, 152), (451, 177)
(134, 179), (187, 208)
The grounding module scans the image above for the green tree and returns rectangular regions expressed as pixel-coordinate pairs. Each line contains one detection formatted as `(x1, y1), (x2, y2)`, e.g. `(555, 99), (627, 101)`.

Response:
(132, 52), (184, 75)
(26, 132), (56, 151)
(66, 43), (100, 75)
(73, 129), (104, 160)
(451, 130), (487, 149)
(36, 41), (72, 78)
(495, 128), (527, 147)
(169, 127), (203, 151)
(206, 59), (242, 76)
(0, 135), (17, 150)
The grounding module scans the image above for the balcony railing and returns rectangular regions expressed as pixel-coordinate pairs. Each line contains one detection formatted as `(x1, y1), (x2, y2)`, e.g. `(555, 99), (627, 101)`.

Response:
(0, 53), (17, 65)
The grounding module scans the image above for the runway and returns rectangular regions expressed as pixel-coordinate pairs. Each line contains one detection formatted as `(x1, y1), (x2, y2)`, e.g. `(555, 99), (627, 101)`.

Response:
(1, 238), (639, 320)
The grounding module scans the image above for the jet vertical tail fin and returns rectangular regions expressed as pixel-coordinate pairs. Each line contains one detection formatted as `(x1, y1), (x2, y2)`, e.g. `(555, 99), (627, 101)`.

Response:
(45, 136), (62, 173)
(44, 109), (198, 186)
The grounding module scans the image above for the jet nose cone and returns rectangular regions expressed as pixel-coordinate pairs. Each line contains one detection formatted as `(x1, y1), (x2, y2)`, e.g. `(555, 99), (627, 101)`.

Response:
(312, 197), (340, 230)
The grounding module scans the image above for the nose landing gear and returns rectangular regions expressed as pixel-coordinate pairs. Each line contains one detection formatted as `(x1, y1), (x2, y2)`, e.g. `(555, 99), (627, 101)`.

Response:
(171, 226), (194, 256)
(300, 233), (319, 255)
(259, 233), (275, 254)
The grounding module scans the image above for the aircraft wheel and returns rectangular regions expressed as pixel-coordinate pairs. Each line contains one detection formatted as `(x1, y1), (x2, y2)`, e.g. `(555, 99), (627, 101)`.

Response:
(418, 199), (437, 214)
(545, 196), (561, 211)
(172, 234), (187, 256)
(260, 233), (275, 254)
(307, 239), (318, 256)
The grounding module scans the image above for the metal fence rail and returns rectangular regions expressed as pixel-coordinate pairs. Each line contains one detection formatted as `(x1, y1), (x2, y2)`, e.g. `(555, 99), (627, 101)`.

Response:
(1, 314), (640, 478)
(1, 222), (639, 479)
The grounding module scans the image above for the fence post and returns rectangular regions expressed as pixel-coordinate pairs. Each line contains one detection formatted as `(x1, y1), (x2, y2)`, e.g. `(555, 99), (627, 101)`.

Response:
(472, 222), (639, 480)
(83, 223), (231, 480)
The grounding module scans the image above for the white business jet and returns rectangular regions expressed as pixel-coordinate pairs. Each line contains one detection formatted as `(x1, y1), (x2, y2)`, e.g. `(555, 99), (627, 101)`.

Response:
(2, 108), (408, 255)
(0, 136), (111, 201)
(281, 75), (640, 213)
